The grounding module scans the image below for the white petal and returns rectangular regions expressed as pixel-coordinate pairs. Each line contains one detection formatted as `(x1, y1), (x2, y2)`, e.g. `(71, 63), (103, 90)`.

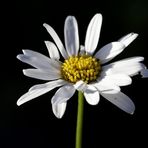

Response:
(22, 49), (51, 61)
(17, 79), (66, 106)
(102, 57), (144, 76)
(85, 13), (102, 55)
(73, 80), (87, 92)
(44, 41), (60, 60)
(29, 79), (67, 91)
(95, 77), (121, 91)
(84, 85), (100, 105)
(118, 33), (138, 47)
(95, 42), (125, 64)
(23, 69), (61, 80)
(79, 45), (85, 55)
(101, 90), (135, 114)
(52, 102), (67, 119)
(104, 56), (144, 66)
(17, 51), (51, 70)
(101, 74), (132, 86)
(17, 50), (61, 72)
(141, 68), (148, 78)
(64, 16), (79, 56)
(43, 23), (68, 59)
(51, 85), (75, 104)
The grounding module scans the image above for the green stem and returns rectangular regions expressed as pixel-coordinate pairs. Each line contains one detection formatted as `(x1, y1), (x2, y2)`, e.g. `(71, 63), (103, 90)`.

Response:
(75, 91), (84, 148)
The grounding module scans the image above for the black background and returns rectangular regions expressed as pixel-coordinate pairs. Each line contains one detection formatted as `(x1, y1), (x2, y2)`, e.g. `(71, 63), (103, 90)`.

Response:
(1, 0), (148, 147)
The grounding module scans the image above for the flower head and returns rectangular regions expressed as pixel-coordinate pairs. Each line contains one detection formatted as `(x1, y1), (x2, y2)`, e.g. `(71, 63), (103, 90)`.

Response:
(17, 13), (145, 118)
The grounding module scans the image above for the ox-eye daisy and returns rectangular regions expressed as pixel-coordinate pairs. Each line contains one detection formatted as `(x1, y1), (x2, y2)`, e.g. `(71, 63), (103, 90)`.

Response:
(17, 13), (146, 148)
(17, 14), (144, 119)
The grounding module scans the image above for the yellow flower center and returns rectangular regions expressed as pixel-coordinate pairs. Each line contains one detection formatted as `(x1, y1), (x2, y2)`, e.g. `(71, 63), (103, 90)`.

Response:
(61, 55), (101, 83)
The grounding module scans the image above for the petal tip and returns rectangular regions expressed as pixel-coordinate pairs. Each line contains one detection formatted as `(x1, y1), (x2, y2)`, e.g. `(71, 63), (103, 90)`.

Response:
(96, 13), (102, 17)
(141, 68), (148, 78)
(22, 49), (25, 54)
(130, 111), (135, 115)
(16, 100), (21, 106)
(131, 32), (138, 36)
(66, 15), (75, 20)
(44, 40), (49, 44)
(43, 23), (48, 27)
(56, 115), (63, 119)
(52, 102), (67, 119)
(16, 54), (23, 60)
(43, 23), (50, 30)
(94, 13), (103, 21)
(132, 33), (139, 39)
(135, 33), (138, 36)
(22, 69), (27, 75)
(16, 55), (20, 59)
(128, 103), (135, 115)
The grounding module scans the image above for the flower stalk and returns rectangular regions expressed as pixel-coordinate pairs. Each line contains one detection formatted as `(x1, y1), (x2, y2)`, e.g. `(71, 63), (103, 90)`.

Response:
(75, 91), (84, 148)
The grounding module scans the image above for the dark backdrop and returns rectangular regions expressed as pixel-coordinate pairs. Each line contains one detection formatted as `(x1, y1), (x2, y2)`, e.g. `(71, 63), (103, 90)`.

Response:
(1, 0), (148, 148)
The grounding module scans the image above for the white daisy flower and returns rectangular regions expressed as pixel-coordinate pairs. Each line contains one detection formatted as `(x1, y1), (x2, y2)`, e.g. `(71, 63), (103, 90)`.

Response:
(17, 13), (145, 118)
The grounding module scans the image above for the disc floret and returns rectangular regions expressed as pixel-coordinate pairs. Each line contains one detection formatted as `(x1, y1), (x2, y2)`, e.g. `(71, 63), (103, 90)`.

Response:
(61, 54), (101, 83)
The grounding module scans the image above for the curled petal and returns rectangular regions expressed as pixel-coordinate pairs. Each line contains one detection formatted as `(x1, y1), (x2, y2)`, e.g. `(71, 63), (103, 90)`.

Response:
(141, 70), (148, 78)
(118, 33), (138, 47)
(141, 68), (148, 78)
(51, 85), (75, 104)
(84, 85), (100, 105)
(52, 102), (67, 119)
(74, 80), (87, 92)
